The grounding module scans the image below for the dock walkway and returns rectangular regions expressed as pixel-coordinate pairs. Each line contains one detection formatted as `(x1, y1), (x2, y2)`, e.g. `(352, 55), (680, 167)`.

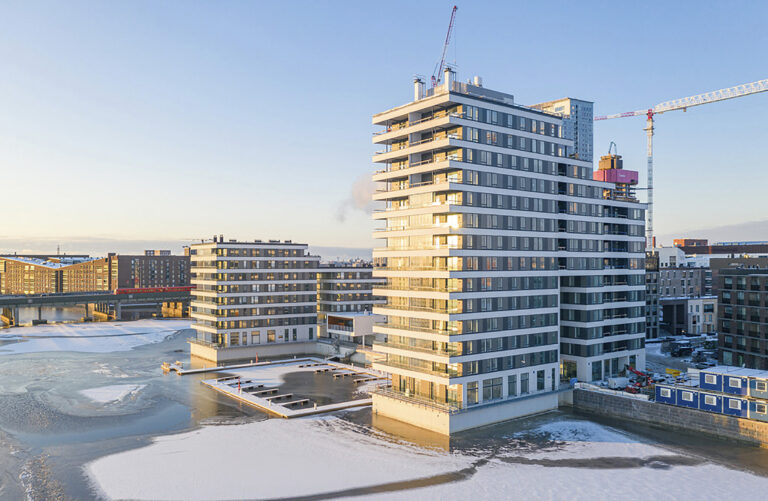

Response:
(195, 357), (388, 418)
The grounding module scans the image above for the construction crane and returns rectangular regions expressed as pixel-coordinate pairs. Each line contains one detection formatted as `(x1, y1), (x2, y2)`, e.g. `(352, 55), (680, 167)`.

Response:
(431, 5), (458, 88)
(595, 78), (768, 248)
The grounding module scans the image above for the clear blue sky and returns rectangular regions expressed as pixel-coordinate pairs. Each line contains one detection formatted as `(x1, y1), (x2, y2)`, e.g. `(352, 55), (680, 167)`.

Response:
(1, 0), (766, 255)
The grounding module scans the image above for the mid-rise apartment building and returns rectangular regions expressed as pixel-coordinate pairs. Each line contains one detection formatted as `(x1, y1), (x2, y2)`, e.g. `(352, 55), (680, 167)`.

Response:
(189, 238), (320, 363)
(719, 268), (768, 369)
(369, 71), (645, 434)
(107, 253), (190, 290)
(659, 267), (708, 298)
(317, 261), (385, 344)
(0, 252), (189, 295)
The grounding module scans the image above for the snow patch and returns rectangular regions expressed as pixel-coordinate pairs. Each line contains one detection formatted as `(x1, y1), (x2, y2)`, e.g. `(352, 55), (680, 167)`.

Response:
(80, 384), (146, 404)
(86, 416), (470, 500)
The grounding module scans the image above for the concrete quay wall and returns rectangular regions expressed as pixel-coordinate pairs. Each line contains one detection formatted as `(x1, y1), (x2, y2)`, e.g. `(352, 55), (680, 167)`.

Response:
(572, 388), (768, 446)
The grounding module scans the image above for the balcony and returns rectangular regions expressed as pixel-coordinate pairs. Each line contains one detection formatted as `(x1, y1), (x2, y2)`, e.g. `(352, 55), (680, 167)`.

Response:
(375, 359), (461, 379)
(376, 340), (462, 357)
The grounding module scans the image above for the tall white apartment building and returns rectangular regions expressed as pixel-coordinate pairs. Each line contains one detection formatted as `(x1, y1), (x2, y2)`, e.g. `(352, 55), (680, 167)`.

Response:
(189, 237), (320, 363)
(370, 70), (645, 434)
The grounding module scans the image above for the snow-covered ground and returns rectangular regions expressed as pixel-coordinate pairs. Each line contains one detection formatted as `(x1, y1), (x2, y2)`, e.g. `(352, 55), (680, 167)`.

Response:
(86, 416), (471, 500)
(0, 319), (191, 355)
(79, 384), (146, 404)
(85, 415), (768, 501)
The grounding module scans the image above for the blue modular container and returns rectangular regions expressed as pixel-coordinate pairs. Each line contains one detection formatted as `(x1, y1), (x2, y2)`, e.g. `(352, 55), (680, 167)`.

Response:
(749, 378), (768, 400)
(676, 388), (699, 409)
(748, 400), (768, 423)
(699, 391), (723, 413)
(722, 374), (749, 396)
(656, 384), (676, 404)
(723, 396), (748, 417)
(699, 371), (723, 393)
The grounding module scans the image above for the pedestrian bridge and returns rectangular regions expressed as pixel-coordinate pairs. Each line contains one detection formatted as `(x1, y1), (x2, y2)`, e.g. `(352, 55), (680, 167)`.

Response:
(0, 290), (190, 326)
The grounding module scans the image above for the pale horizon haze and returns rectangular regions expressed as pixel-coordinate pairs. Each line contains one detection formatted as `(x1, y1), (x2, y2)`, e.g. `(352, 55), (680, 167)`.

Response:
(2, 1), (767, 257)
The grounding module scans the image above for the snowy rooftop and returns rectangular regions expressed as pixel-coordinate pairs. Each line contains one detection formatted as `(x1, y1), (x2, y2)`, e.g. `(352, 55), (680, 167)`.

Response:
(702, 366), (768, 379)
(0, 255), (97, 269)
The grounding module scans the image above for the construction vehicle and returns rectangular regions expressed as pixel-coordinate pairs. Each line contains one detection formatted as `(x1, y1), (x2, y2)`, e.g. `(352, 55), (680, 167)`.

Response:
(595, 79), (768, 248)
(624, 365), (655, 393)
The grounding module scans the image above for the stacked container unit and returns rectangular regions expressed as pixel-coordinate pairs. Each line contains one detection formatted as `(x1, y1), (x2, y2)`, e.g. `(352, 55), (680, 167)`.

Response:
(656, 367), (768, 422)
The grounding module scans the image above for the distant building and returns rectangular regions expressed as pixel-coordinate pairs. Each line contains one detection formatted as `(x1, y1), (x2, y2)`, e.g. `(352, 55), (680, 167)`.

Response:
(0, 256), (103, 294)
(144, 249), (172, 256)
(654, 246), (686, 268)
(189, 237), (320, 363)
(674, 238), (708, 248)
(316, 261), (385, 344)
(0, 251), (189, 295)
(677, 241), (768, 263)
(531, 97), (594, 162)
(646, 251), (660, 339)
(660, 296), (717, 336)
(107, 253), (189, 290)
(659, 267), (708, 298)
(718, 267), (768, 369)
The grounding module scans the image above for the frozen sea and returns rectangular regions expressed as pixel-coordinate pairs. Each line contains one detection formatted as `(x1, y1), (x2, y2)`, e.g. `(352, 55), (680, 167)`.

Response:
(1, 320), (768, 500)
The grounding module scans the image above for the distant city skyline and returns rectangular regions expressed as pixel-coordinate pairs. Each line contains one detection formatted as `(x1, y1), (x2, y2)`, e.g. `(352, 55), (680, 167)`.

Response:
(1, 1), (766, 248)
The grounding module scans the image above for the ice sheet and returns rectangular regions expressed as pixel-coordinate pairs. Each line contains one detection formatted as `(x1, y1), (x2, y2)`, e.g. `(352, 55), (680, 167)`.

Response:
(79, 384), (146, 404)
(86, 416), (768, 501)
(0, 320), (191, 355)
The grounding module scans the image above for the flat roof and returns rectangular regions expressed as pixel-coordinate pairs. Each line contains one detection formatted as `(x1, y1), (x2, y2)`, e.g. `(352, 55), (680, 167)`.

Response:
(702, 366), (768, 379)
(0, 256), (97, 269)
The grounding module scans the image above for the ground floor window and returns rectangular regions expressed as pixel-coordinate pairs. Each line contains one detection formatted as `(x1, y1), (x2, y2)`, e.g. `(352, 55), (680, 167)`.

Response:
(467, 382), (479, 405)
(508, 374), (517, 397)
(591, 363), (601, 381)
(537, 370), (545, 391)
(482, 377), (502, 402)
(309, 328), (314, 340)
(251, 332), (260, 344)
(660, 388), (671, 398)
(561, 361), (577, 381)
(292, 328), (297, 341)
(267, 330), (276, 343)
(231, 333), (239, 346)
(520, 373), (529, 394)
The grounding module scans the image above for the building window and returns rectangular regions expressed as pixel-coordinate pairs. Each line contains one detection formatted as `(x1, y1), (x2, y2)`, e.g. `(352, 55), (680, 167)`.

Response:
(757, 403), (768, 414)
(508, 374), (517, 397)
(267, 330), (276, 343)
(704, 374), (716, 385)
(757, 381), (767, 392)
(729, 399), (741, 410)
(681, 391), (693, 402)
(729, 378), (741, 388)
(309, 327), (314, 340)
(704, 395), (716, 406)
(660, 388), (671, 398)
(537, 370), (545, 391)
(482, 378), (502, 402)
(467, 382), (479, 405)
(520, 373), (530, 394)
